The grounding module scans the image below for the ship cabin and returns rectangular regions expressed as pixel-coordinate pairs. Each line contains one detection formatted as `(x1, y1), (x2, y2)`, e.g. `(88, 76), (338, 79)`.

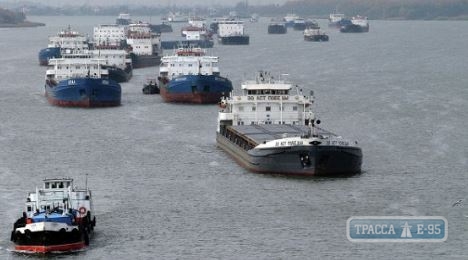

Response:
(93, 24), (127, 47)
(217, 20), (246, 37)
(159, 49), (220, 79)
(217, 71), (314, 139)
(46, 57), (110, 82)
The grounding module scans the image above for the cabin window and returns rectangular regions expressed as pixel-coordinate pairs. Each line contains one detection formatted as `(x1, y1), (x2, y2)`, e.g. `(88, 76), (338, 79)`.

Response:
(238, 106), (244, 112)
(59, 182), (64, 188)
(188, 64), (193, 67)
(266, 106), (271, 112)
(45, 183), (49, 188)
(27, 206), (32, 212)
(51, 183), (56, 188)
(293, 106), (297, 111)
(252, 106), (256, 111)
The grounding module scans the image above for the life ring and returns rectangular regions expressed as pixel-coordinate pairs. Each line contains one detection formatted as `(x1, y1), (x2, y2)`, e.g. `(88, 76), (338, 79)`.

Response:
(78, 207), (87, 216)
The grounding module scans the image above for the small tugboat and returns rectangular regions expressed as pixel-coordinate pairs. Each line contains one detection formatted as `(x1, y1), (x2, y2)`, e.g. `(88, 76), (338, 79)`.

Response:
(216, 71), (362, 176)
(304, 27), (329, 42)
(10, 178), (96, 254)
(142, 78), (160, 94)
(45, 54), (121, 108)
(158, 47), (232, 104)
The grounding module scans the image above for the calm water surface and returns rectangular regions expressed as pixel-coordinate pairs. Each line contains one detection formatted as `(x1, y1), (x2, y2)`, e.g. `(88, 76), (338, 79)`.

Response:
(0, 16), (467, 259)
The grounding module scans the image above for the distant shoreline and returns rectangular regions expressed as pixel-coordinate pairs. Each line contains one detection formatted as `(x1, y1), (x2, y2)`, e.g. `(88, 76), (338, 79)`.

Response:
(0, 21), (45, 28)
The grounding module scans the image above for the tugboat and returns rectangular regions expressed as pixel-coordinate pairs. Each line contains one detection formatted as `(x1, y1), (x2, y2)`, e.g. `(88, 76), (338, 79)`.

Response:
(158, 47), (232, 104)
(142, 78), (160, 94)
(216, 71), (362, 176)
(10, 178), (96, 253)
(304, 26), (329, 42)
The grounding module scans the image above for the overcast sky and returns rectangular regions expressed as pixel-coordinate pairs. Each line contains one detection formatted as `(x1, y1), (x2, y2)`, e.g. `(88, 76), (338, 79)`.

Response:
(15, 0), (288, 7)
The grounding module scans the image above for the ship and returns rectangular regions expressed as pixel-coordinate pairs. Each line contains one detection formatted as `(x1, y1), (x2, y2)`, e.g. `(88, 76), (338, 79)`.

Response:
(303, 27), (329, 42)
(216, 71), (362, 176)
(158, 47), (232, 104)
(142, 78), (160, 94)
(267, 19), (287, 34)
(328, 12), (345, 27)
(283, 13), (299, 27)
(126, 22), (162, 68)
(38, 26), (90, 66)
(340, 15), (369, 33)
(45, 55), (121, 108)
(217, 19), (249, 45)
(10, 178), (96, 253)
(91, 47), (133, 83)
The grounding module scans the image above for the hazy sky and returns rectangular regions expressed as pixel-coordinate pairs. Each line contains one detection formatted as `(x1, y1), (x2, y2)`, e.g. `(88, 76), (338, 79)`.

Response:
(15, 0), (288, 7)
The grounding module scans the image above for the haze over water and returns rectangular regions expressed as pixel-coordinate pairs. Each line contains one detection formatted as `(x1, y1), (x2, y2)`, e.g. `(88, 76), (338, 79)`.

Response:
(0, 16), (467, 259)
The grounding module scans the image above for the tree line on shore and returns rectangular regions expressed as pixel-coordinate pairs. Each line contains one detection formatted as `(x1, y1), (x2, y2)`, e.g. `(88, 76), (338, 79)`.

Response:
(3, 0), (468, 20)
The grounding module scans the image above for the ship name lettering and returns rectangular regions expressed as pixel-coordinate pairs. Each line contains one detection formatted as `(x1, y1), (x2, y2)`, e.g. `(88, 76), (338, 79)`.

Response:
(68, 80), (76, 85)
(247, 96), (254, 100)
(268, 96), (280, 100)
(354, 224), (395, 235)
(282, 96), (289, 100)
(256, 96), (266, 100)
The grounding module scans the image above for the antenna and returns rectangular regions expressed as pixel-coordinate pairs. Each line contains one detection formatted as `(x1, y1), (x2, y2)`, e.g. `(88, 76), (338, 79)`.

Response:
(85, 173), (88, 191)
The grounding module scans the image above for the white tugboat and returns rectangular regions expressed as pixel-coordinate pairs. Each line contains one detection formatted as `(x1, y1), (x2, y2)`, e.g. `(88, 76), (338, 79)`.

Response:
(10, 178), (96, 253)
(216, 71), (362, 176)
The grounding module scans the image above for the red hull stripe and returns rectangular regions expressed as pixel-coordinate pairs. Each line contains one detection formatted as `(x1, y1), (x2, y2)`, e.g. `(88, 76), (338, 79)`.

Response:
(15, 242), (86, 253)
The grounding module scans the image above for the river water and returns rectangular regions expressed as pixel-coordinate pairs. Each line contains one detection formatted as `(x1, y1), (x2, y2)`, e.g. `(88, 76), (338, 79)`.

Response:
(0, 15), (467, 259)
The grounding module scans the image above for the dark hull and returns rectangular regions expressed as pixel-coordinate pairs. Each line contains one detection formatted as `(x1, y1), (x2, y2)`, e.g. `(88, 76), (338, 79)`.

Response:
(159, 74), (232, 104)
(45, 78), (121, 108)
(219, 36), (249, 45)
(130, 54), (161, 69)
(304, 35), (329, 42)
(142, 83), (160, 94)
(103, 65), (132, 83)
(340, 24), (369, 33)
(161, 39), (214, 49)
(38, 47), (61, 66)
(217, 133), (362, 176)
(12, 229), (87, 253)
(268, 25), (287, 34)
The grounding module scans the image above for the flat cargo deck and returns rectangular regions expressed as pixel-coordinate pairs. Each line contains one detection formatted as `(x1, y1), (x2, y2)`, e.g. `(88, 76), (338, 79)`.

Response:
(227, 124), (337, 146)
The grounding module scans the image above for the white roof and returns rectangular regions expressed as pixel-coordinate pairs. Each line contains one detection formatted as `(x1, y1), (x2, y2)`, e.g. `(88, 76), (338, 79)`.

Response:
(241, 82), (292, 90)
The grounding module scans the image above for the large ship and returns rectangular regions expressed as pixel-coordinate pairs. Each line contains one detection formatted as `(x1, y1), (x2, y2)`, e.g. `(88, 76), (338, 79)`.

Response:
(158, 47), (232, 104)
(45, 54), (121, 108)
(91, 47), (132, 83)
(283, 13), (299, 27)
(340, 15), (369, 33)
(217, 20), (249, 45)
(216, 71), (362, 176)
(126, 23), (162, 68)
(10, 178), (96, 253)
(267, 19), (287, 34)
(38, 26), (90, 66)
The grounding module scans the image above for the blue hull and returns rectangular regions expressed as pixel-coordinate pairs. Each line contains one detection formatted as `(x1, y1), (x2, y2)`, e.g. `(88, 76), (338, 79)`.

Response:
(38, 47), (61, 66)
(160, 74), (232, 103)
(45, 77), (121, 107)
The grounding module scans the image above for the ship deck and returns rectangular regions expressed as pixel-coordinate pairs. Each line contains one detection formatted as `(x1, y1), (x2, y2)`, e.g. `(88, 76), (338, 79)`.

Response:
(227, 124), (338, 146)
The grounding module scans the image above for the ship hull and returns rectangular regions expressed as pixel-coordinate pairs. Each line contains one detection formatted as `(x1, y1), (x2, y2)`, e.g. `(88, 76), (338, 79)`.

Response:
(104, 65), (133, 83)
(219, 36), (250, 45)
(340, 24), (369, 33)
(268, 25), (287, 34)
(130, 54), (161, 68)
(38, 47), (61, 66)
(217, 133), (362, 176)
(304, 35), (329, 42)
(159, 74), (232, 104)
(45, 77), (121, 108)
(161, 39), (214, 49)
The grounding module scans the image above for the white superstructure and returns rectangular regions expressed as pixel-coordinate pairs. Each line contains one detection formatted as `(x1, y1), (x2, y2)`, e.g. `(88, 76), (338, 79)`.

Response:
(91, 48), (131, 70)
(93, 24), (126, 47)
(126, 23), (161, 56)
(329, 13), (345, 23)
(23, 178), (93, 219)
(46, 54), (109, 82)
(351, 15), (369, 27)
(217, 20), (246, 37)
(159, 48), (220, 80)
(47, 26), (89, 52)
(217, 71), (314, 130)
